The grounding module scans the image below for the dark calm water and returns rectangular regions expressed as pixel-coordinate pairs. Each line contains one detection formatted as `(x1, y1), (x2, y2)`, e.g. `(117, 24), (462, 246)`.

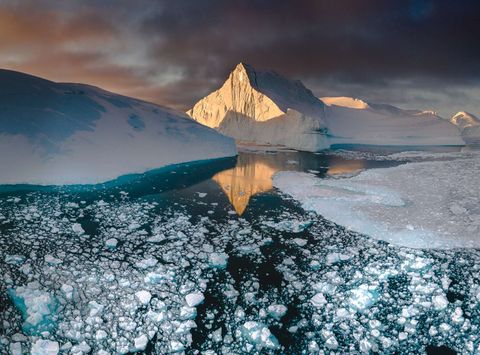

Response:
(1, 146), (477, 354)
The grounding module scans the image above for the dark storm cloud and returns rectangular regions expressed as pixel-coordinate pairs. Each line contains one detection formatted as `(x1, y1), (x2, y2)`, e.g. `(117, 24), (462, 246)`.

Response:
(0, 0), (478, 116)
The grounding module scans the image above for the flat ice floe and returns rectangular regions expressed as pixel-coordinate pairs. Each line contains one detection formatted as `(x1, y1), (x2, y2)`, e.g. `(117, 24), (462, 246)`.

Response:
(273, 152), (480, 249)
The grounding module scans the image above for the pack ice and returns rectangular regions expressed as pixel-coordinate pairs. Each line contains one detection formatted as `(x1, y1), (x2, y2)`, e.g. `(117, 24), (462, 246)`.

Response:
(0, 69), (236, 185)
(273, 151), (480, 249)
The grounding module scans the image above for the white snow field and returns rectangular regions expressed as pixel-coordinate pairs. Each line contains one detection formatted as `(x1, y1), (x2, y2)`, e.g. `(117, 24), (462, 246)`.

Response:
(187, 63), (466, 151)
(187, 63), (330, 152)
(321, 97), (465, 146)
(274, 150), (480, 249)
(0, 69), (236, 185)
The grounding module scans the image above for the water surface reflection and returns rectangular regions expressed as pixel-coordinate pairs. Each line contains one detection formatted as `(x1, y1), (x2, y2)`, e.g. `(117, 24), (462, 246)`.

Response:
(212, 150), (392, 216)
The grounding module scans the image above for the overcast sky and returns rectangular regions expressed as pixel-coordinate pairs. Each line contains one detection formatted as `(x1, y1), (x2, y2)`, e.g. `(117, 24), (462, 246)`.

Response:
(0, 0), (478, 117)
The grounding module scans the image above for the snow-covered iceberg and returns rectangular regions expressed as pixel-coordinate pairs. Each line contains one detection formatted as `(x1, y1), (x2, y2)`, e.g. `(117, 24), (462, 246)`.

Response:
(450, 111), (480, 145)
(187, 63), (329, 152)
(188, 63), (465, 151)
(0, 69), (237, 185)
(273, 151), (480, 249)
(321, 96), (464, 146)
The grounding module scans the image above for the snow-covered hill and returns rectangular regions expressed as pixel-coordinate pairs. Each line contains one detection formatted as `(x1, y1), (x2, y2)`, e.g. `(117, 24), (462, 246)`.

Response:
(0, 69), (237, 185)
(187, 63), (329, 152)
(450, 111), (480, 145)
(321, 97), (464, 146)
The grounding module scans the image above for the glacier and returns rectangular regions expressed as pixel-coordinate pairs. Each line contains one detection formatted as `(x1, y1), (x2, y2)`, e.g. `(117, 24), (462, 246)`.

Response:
(273, 150), (480, 249)
(0, 69), (237, 185)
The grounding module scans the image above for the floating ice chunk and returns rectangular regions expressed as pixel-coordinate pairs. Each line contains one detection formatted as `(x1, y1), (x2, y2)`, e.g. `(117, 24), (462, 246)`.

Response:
(325, 335), (339, 350)
(326, 252), (352, 265)
(88, 301), (104, 317)
(147, 310), (167, 323)
(170, 340), (185, 353)
(197, 192), (207, 198)
(133, 334), (148, 351)
(9, 284), (57, 334)
(10, 342), (22, 355)
(5, 255), (25, 265)
(44, 254), (62, 265)
(292, 238), (308, 246)
(128, 222), (141, 231)
(185, 292), (205, 307)
(208, 252), (228, 269)
(313, 282), (336, 295)
(11, 333), (28, 342)
(180, 306), (197, 320)
(146, 234), (165, 243)
(308, 340), (320, 352)
(349, 284), (379, 312)
(432, 294), (449, 310)
(175, 320), (197, 335)
(241, 321), (279, 349)
(71, 341), (91, 354)
(31, 339), (59, 355)
(439, 323), (452, 333)
(311, 293), (327, 308)
(135, 257), (158, 269)
(267, 304), (287, 320)
(264, 219), (312, 233)
(95, 329), (108, 340)
(135, 290), (152, 305)
(105, 238), (118, 249)
(72, 223), (84, 235)
(452, 307), (464, 324)
(60, 284), (74, 300)
(359, 339), (373, 352)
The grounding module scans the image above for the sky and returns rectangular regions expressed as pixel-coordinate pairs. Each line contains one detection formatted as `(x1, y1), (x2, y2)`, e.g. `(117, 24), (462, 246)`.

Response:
(0, 0), (478, 117)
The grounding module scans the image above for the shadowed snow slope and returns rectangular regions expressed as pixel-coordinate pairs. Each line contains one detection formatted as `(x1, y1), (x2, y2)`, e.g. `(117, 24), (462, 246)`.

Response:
(451, 111), (480, 145)
(187, 63), (329, 152)
(321, 97), (464, 146)
(0, 69), (236, 185)
(273, 152), (480, 249)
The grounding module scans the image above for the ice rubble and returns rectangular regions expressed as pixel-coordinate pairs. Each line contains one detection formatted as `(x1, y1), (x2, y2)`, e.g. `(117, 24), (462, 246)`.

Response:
(8, 283), (57, 335)
(31, 339), (59, 355)
(241, 321), (279, 350)
(0, 69), (236, 185)
(2, 171), (480, 353)
(274, 151), (480, 249)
